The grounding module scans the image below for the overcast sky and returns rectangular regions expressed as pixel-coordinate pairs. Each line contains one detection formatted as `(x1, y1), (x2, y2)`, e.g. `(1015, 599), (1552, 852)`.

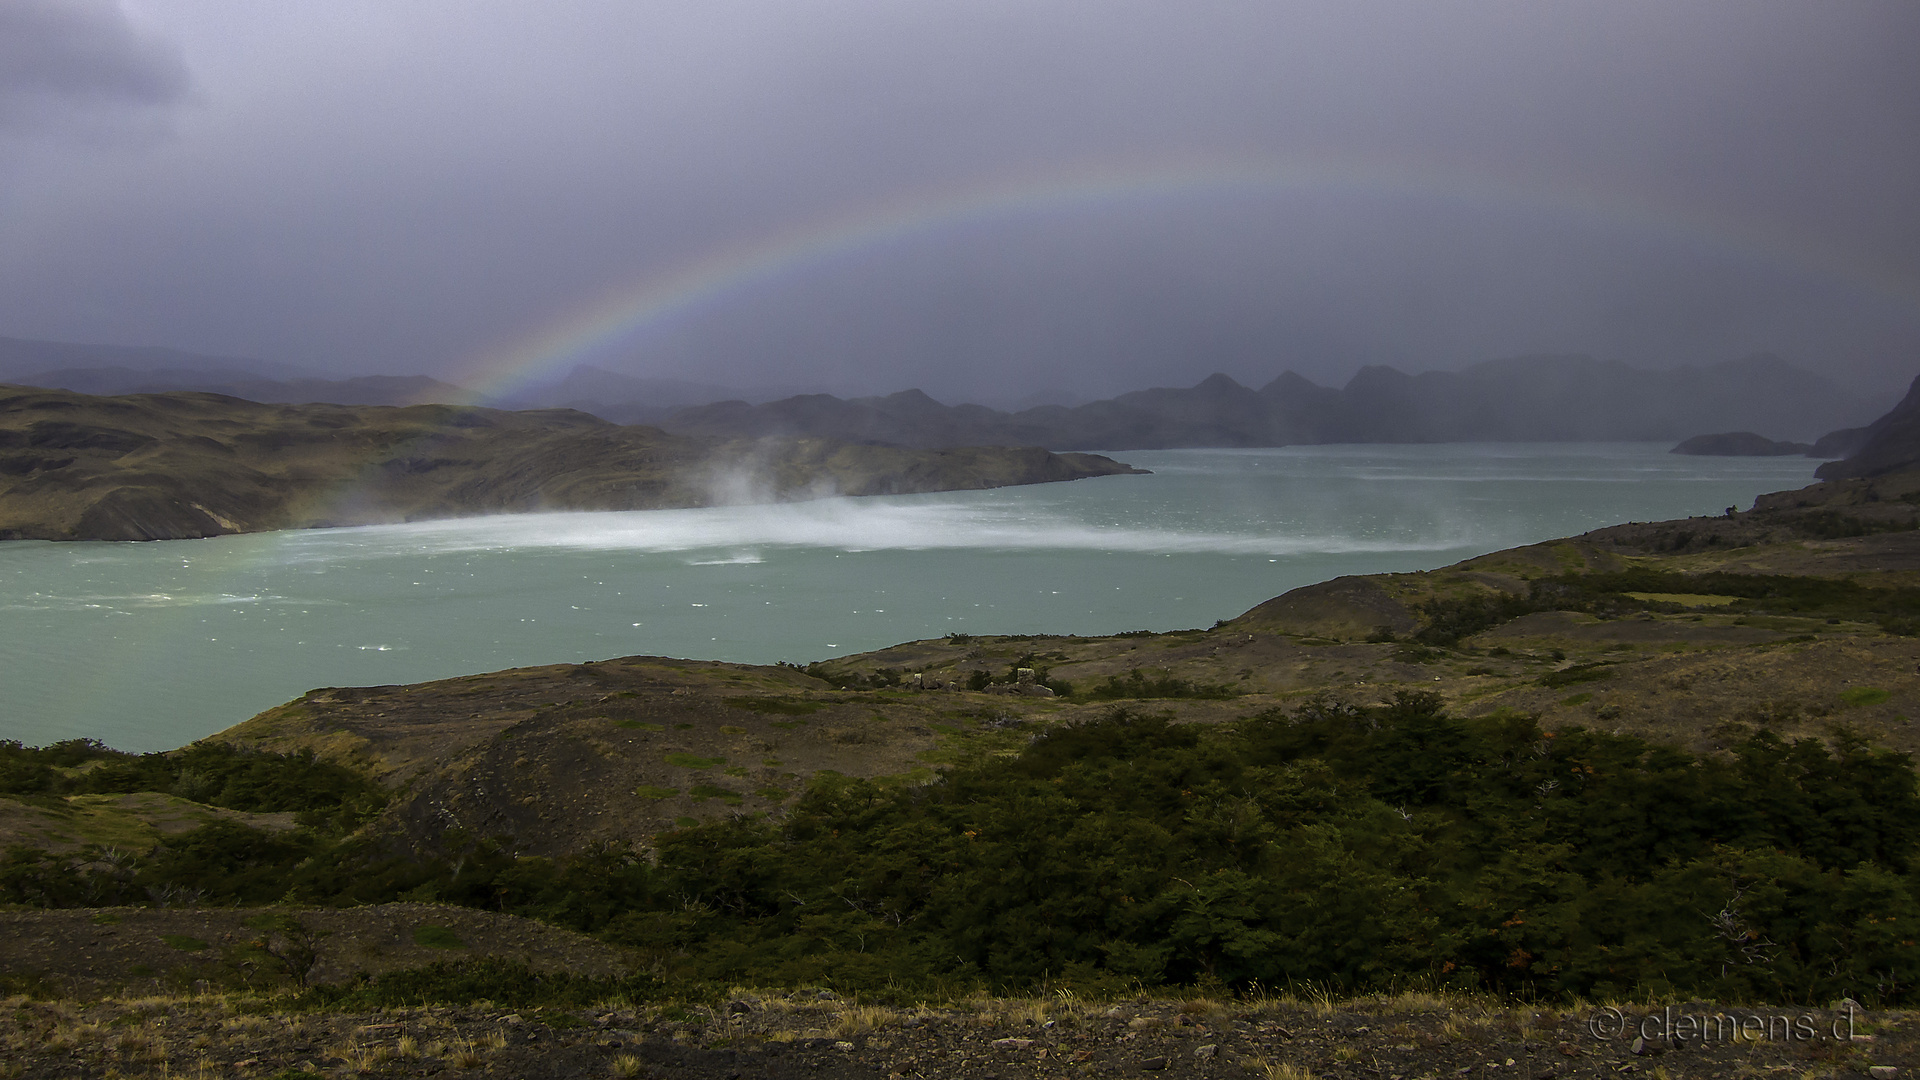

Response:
(1, 1), (1916, 405)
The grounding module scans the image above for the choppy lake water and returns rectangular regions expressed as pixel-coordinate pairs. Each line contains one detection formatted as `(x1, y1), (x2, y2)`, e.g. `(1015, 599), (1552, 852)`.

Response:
(0, 443), (1819, 751)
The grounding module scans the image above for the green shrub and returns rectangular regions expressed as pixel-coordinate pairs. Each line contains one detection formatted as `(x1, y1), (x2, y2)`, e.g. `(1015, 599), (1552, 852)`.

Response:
(411, 925), (465, 949)
(1842, 687), (1893, 707)
(1082, 668), (1237, 701)
(723, 696), (822, 716)
(0, 739), (383, 828)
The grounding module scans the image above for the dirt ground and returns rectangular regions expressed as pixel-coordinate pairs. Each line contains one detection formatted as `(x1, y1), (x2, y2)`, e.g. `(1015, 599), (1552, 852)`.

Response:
(0, 990), (1905, 1080)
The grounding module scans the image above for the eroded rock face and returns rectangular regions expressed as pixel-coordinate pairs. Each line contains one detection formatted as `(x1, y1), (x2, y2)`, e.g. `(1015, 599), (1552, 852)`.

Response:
(0, 385), (1143, 541)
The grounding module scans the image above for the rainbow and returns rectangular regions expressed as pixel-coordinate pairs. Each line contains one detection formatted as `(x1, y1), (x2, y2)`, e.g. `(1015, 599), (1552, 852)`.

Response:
(459, 152), (1920, 399)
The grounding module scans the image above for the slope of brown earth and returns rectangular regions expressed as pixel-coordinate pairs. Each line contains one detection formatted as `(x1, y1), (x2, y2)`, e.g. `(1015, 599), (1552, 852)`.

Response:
(0, 989), (1904, 1080)
(201, 620), (1920, 862)
(0, 385), (1143, 541)
(0, 903), (632, 996)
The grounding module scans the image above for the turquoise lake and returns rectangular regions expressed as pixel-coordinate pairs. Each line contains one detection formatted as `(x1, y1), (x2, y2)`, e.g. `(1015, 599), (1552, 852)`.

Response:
(0, 443), (1820, 751)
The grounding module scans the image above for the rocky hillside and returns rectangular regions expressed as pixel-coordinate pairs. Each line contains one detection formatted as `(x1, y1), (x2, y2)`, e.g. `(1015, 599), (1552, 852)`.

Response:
(0, 385), (1142, 541)
(1818, 372), (1920, 480)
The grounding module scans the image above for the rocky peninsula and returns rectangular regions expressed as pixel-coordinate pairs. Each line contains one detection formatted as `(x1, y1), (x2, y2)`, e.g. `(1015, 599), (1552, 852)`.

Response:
(0, 385), (1143, 542)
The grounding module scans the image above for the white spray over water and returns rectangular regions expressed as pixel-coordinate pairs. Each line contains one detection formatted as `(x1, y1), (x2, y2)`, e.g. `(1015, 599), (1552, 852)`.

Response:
(291, 495), (1478, 560)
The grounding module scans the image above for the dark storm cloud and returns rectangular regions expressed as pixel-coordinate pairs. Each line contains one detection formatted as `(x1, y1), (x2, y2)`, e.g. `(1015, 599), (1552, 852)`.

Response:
(0, 0), (189, 125)
(0, 1), (1915, 403)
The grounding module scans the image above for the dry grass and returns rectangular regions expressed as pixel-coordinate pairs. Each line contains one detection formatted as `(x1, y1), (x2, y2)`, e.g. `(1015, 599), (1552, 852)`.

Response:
(611, 1052), (645, 1077)
(830, 1004), (900, 1037)
(1249, 1057), (1317, 1080)
(1378, 988), (1468, 1012)
(1002, 998), (1055, 1027)
(112, 1029), (165, 1065)
(450, 1038), (485, 1068)
(330, 1038), (396, 1072)
(1179, 997), (1231, 1022)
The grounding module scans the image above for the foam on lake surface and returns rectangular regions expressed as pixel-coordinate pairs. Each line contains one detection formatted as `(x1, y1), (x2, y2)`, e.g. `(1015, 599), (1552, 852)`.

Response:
(0, 443), (1819, 751)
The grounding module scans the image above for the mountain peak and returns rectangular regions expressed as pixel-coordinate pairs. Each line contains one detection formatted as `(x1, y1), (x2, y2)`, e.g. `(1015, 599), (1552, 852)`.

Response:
(1192, 373), (1248, 393)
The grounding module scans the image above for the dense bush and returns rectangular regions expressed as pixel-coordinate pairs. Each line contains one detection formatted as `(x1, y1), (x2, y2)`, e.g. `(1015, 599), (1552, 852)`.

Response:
(493, 696), (1920, 1004)
(0, 739), (383, 825)
(6, 696), (1917, 1005)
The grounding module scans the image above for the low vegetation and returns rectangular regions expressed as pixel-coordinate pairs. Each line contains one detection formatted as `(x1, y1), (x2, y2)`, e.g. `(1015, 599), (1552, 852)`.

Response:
(1414, 569), (1920, 646)
(10, 467), (1920, 1061)
(0, 740), (383, 829)
(7, 697), (1915, 1007)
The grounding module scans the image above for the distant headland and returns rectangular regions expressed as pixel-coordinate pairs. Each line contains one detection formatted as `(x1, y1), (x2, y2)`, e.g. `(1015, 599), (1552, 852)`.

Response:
(0, 385), (1143, 542)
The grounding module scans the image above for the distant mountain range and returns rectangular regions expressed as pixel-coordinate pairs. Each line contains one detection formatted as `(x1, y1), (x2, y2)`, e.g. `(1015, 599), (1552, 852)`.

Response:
(0, 336), (469, 408)
(496, 365), (826, 423)
(656, 354), (1873, 449)
(0, 335), (308, 381)
(0, 336), (1880, 451)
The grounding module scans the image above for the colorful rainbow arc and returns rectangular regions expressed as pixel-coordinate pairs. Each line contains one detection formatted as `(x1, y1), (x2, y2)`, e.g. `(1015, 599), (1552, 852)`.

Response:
(459, 154), (1920, 401)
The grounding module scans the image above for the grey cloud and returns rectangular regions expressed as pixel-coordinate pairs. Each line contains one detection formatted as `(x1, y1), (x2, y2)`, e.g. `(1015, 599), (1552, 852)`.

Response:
(0, 2), (1915, 403)
(0, 0), (189, 123)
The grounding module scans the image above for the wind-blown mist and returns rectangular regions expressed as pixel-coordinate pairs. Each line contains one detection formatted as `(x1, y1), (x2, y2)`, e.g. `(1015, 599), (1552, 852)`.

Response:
(0, 444), (1818, 750)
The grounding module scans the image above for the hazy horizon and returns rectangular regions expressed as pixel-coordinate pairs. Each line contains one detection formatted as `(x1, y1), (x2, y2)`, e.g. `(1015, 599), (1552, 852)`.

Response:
(0, 332), (1903, 419)
(2, 3), (1916, 408)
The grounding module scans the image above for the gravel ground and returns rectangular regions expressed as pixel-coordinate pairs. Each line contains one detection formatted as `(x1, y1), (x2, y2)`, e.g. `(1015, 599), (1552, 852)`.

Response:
(1, 990), (1907, 1080)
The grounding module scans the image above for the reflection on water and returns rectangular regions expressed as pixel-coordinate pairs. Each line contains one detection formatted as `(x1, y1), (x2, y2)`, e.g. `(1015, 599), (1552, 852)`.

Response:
(0, 444), (1819, 750)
